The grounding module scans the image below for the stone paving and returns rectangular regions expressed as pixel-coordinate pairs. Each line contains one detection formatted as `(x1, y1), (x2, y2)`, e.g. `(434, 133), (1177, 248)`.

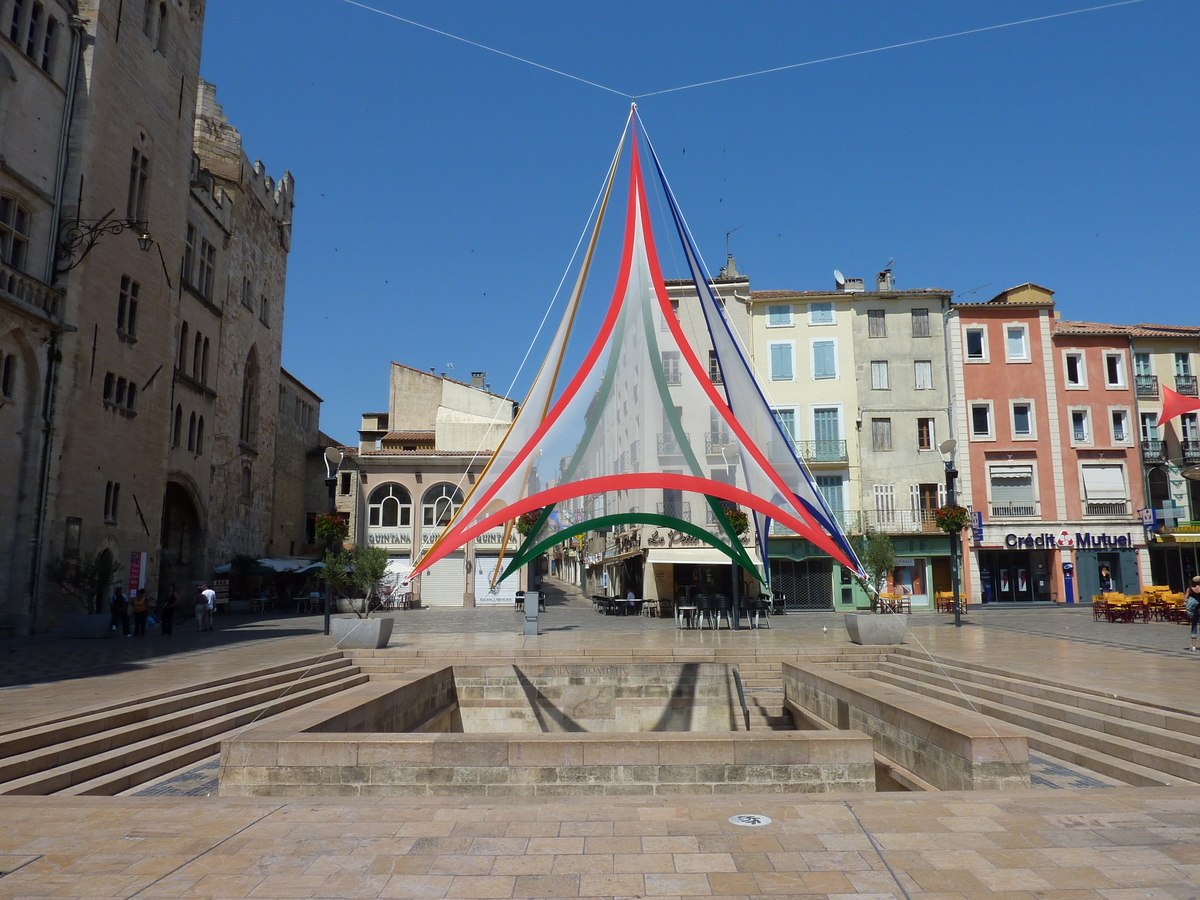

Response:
(3, 579), (1200, 898)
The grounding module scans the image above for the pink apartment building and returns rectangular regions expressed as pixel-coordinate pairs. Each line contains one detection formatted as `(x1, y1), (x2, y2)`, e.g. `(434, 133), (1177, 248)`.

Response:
(951, 285), (1147, 605)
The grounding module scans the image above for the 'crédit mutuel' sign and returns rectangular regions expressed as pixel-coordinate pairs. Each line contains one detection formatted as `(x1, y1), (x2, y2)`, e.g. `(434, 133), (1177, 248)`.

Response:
(1004, 531), (1135, 550)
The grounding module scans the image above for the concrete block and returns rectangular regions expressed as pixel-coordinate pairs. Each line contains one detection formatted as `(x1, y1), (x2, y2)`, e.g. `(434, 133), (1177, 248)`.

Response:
(844, 613), (907, 645)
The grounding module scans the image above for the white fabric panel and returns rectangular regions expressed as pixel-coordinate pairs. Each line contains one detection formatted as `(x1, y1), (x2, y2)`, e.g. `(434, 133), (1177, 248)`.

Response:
(1082, 465), (1127, 500)
(474, 555), (520, 605)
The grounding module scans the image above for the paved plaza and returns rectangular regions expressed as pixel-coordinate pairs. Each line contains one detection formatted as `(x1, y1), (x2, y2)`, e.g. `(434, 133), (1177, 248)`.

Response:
(3, 580), (1200, 898)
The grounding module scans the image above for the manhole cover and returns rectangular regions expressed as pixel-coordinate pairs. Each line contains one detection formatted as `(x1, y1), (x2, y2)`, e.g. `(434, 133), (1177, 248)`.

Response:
(728, 814), (772, 827)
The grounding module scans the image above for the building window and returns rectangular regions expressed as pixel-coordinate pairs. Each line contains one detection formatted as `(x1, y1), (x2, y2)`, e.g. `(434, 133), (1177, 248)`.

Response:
(1140, 412), (1159, 442)
(1082, 465), (1128, 516)
(195, 415), (204, 454)
(177, 321), (189, 371)
(40, 15), (55, 71)
(971, 402), (993, 439)
(914, 360), (933, 390)
(1005, 324), (1029, 362)
(0, 352), (13, 397)
(871, 418), (893, 452)
(1012, 401), (1034, 438)
(117, 276), (139, 336)
(816, 475), (844, 522)
(63, 517), (81, 560)
(187, 411), (196, 451)
(769, 342), (793, 381)
(772, 407), (797, 445)
(127, 148), (150, 222)
(873, 483), (896, 525)
(917, 417), (934, 451)
(197, 239), (215, 298)
(339, 472), (351, 495)
(870, 360), (889, 390)
(766, 304), (792, 327)
(241, 275), (254, 309)
(1176, 353), (1192, 377)
(964, 326), (986, 361)
(102, 372), (115, 402)
(259, 294), (269, 326)
(1104, 352), (1126, 388)
(911, 308), (930, 337)
(173, 404), (182, 447)
(660, 299), (678, 332)
(660, 351), (681, 385)
(239, 349), (258, 445)
(241, 465), (252, 501)
(154, 1), (167, 52)
(182, 224), (196, 285)
(867, 309), (886, 337)
(707, 350), (722, 384)
(989, 465), (1036, 516)
(1064, 351), (1086, 387)
(808, 302), (834, 325)
(192, 331), (202, 381)
(23, 1), (41, 59)
(201, 338), (209, 385)
(812, 339), (836, 379)
(1070, 408), (1091, 444)
(104, 481), (120, 523)
(422, 484), (463, 527)
(1134, 352), (1151, 377)
(369, 484), (412, 528)
(9, 0), (23, 43)
(1183, 413), (1200, 442)
(0, 196), (31, 272)
(1110, 408), (1130, 444)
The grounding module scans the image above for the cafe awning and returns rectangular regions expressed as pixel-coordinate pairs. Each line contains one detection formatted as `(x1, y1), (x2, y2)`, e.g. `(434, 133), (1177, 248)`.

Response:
(646, 547), (762, 567)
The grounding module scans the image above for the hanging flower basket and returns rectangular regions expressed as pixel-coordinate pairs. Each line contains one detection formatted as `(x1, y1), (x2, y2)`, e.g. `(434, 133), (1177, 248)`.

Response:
(723, 508), (749, 537)
(934, 505), (971, 534)
(516, 508), (546, 536)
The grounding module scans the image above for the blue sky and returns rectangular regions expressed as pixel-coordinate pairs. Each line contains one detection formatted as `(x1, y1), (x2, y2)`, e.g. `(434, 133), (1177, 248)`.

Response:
(199, 1), (1198, 444)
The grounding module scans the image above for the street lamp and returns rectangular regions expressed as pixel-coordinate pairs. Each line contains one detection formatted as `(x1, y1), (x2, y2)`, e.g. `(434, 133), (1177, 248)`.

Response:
(322, 446), (344, 637)
(57, 210), (154, 272)
(939, 438), (963, 628)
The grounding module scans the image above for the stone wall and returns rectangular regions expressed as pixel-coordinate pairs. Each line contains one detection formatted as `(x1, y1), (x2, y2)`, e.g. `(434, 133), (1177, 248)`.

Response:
(782, 661), (1030, 791)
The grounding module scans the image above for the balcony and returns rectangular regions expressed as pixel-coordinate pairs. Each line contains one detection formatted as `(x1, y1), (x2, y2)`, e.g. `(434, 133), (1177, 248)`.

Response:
(1142, 439), (1167, 464)
(704, 432), (736, 455)
(1085, 499), (1131, 517)
(1, 261), (62, 319)
(772, 509), (863, 536)
(862, 508), (940, 534)
(1176, 375), (1199, 397)
(657, 433), (687, 456)
(989, 500), (1040, 518)
(656, 501), (691, 522)
(1185, 440), (1200, 466)
(1135, 374), (1159, 398)
(797, 439), (848, 464)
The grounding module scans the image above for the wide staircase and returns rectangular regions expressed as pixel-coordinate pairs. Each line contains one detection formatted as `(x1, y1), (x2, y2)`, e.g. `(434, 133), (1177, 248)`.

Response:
(0, 655), (366, 796)
(732, 662), (795, 731)
(836, 650), (1200, 787)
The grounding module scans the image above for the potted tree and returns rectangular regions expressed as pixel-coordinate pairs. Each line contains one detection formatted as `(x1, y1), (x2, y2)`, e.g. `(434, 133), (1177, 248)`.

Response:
(329, 545), (394, 649)
(845, 532), (905, 645)
(46, 551), (121, 638)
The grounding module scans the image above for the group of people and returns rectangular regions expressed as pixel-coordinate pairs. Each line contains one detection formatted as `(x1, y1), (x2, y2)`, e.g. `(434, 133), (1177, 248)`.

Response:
(108, 582), (217, 636)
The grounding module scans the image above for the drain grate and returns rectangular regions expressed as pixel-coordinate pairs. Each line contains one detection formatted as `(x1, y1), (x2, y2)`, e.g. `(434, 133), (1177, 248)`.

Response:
(728, 814), (772, 827)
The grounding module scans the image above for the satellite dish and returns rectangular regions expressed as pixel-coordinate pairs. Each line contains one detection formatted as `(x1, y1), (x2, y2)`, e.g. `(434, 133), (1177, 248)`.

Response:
(938, 438), (957, 457)
(834, 269), (845, 286)
(324, 446), (344, 480)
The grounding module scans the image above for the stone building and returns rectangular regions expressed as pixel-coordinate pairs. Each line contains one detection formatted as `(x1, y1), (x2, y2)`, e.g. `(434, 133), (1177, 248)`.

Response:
(0, 1), (317, 632)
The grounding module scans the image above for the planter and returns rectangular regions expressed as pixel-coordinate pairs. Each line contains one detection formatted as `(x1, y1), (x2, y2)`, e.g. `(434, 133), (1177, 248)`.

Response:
(330, 616), (393, 649)
(844, 612), (907, 646)
(336, 597), (367, 615)
(62, 613), (114, 639)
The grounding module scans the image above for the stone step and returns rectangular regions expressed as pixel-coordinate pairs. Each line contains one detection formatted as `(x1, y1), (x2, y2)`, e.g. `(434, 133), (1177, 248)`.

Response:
(867, 668), (1200, 786)
(4, 670), (369, 796)
(0, 656), (353, 758)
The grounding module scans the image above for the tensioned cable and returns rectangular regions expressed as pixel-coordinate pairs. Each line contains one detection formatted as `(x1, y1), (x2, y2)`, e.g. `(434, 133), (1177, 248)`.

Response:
(335, 0), (1151, 100)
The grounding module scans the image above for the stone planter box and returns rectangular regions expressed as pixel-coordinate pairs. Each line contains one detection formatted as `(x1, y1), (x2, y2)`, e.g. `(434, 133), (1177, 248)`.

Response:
(336, 597), (367, 615)
(330, 616), (393, 649)
(844, 612), (906, 645)
(62, 613), (114, 639)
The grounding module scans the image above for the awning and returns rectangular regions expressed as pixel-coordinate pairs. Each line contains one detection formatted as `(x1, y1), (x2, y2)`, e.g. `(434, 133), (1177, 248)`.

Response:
(647, 547), (763, 567)
(213, 557), (321, 575)
(1082, 465), (1127, 500)
(1161, 533), (1200, 543)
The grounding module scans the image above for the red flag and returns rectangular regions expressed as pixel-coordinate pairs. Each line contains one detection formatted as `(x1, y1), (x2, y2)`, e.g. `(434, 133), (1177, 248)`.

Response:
(1157, 385), (1200, 428)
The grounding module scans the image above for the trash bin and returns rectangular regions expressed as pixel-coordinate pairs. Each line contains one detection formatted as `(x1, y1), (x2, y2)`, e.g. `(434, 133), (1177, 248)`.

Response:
(523, 591), (540, 636)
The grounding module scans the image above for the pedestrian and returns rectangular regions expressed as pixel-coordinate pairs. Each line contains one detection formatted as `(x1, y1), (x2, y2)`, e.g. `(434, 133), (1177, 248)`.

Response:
(201, 582), (217, 632)
(109, 584), (131, 637)
(160, 583), (179, 636)
(194, 584), (207, 631)
(1186, 576), (1200, 651)
(131, 588), (149, 636)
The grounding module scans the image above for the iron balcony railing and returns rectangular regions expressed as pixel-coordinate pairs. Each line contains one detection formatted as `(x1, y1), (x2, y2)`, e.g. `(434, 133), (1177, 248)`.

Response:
(1176, 375), (1199, 397)
(989, 500), (1040, 518)
(1085, 500), (1131, 517)
(705, 432), (736, 455)
(656, 500), (691, 522)
(861, 508), (941, 534)
(1, 261), (62, 319)
(1135, 374), (1159, 398)
(1184, 440), (1200, 465)
(772, 510), (863, 535)
(657, 433), (688, 456)
(796, 439), (848, 464)
(1142, 439), (1167, 464)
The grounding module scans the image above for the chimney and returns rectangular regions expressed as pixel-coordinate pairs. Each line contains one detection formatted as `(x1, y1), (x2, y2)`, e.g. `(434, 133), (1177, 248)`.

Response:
(471, 371), (486, 389)
(877, 269), (894, 291)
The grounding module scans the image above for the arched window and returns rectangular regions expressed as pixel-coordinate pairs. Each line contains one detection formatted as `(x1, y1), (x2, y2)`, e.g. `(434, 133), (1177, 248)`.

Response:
(195, 415), (204, 454)
(192, 332), (202, 380)
(0, 195), (31, 272)
(178, 322), (188, 371)
(126, 383), (136, 412)
(154, 2), (167, 53)
(422, 484), (463, 527)
(187, 411), (196, 451)
(201, 337), (209, 385)
(173, 404), (182, 447)
(368, 484), (411, 528)
(241, 465), (252, 500)
(1, 353), (13, 397)
(239, 347), (258, 445)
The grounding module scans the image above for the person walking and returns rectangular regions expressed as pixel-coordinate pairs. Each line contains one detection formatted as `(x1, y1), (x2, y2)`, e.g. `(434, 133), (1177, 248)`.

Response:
(194, 584), (207, 631)
(131, 589), (149, 636)
(201, 583), (217, 632)
(1187, 576), (1200, 651)
(160, 584), (179, 636)
(109, 585), (131, 637)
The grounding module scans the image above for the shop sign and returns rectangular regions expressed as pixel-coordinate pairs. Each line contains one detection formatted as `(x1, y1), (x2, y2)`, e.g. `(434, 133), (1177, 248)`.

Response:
(1004, 531), (1134, 550)
(367, 531), (411, 546)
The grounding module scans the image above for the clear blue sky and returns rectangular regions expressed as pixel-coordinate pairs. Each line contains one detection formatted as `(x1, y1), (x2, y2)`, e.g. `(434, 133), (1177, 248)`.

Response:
(199, 1), (1199, 445)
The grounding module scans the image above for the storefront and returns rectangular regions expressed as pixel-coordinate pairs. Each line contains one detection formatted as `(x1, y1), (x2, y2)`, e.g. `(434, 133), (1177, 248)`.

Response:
(645, 547), (763, 603)
(1148, 529), (1200, 591)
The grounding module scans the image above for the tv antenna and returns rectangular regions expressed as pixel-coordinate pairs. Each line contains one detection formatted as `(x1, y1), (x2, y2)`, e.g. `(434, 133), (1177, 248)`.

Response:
(882, 257), (894, 270)
(725, 225), (742, 260)
(956, 282), (992, 299)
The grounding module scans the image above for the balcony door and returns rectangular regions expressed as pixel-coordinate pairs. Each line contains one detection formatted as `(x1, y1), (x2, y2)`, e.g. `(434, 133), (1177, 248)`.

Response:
(812, 408), (840, 461)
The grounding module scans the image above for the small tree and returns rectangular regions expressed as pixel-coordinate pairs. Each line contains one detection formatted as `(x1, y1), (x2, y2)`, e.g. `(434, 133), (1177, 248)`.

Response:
(350, 545), (389, 617)
(46, 552), (121, 614)
(859, 532), (895, 612)
(321, 547), (354, 606)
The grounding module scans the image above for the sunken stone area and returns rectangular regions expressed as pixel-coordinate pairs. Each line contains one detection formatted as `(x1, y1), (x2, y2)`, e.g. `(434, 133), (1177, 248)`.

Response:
(218, 663), (876, 797)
